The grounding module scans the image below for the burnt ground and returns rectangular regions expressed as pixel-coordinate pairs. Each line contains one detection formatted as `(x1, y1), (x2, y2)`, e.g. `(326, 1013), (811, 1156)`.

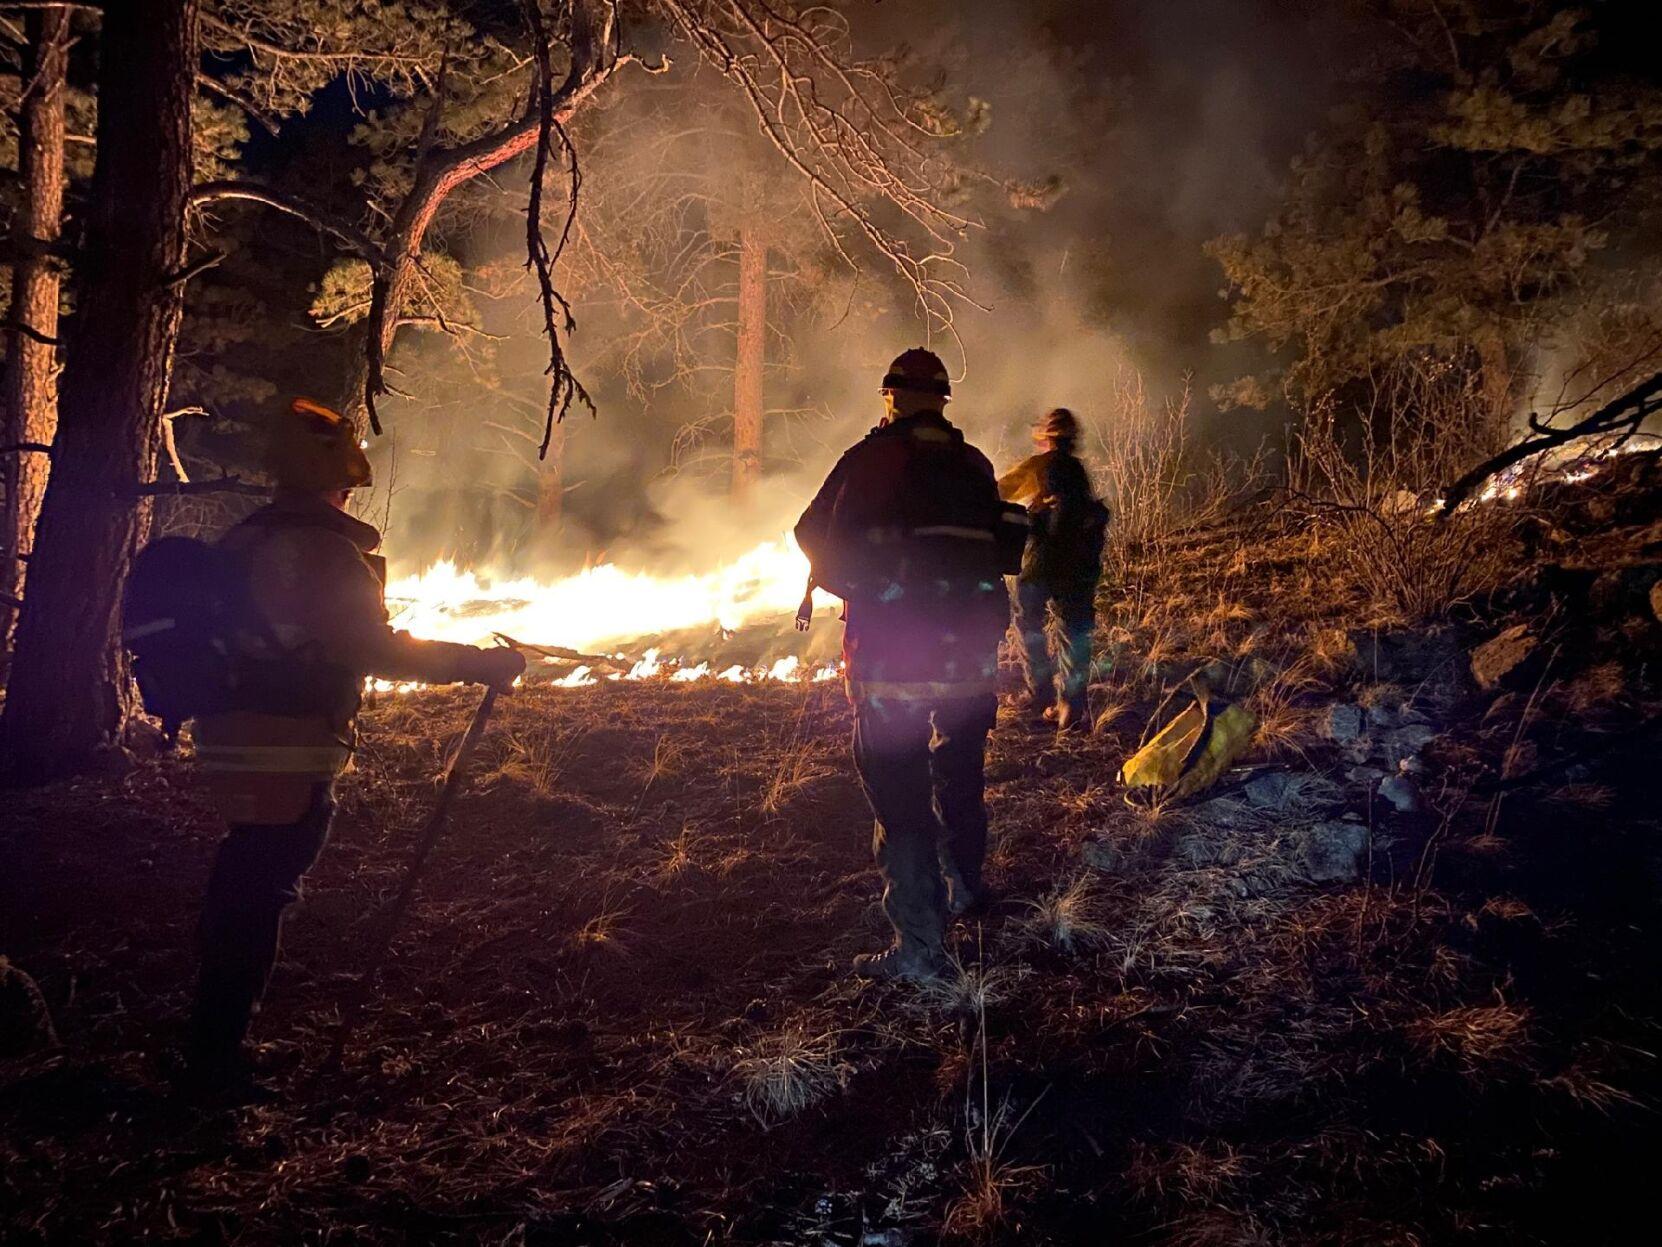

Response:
(4, 471), (1662, 1245)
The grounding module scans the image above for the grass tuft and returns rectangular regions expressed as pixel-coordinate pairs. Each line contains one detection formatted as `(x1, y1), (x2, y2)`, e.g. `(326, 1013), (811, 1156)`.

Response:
(1014, 876), (1112, 954)
(731, 1025), (848, 1127)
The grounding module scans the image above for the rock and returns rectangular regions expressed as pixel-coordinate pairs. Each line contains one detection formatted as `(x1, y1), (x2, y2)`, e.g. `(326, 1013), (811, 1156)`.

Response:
(1081, 838), (1125, 872)
(1470, 624), (1541, 691)
(1321, 704), (1365, 742)
(1244, 772), (1297, 808)
(1590, 563), (1662, 618)
(1349, 628), (1467, 687)
(1175, 834), (1218, 867)
(1298, 821), (1369, 883)
(1378, 775), (1424, 814)
(0, 957), (58, 1057)
(1381, 723), (1438, 761)
(1365, 701), (1398, 729)
(1193, 797), (1253, 828)
(1199, 658), (1234, 689)
(1344, 740), (1377, 766)
(1245, 771), (1341, 816)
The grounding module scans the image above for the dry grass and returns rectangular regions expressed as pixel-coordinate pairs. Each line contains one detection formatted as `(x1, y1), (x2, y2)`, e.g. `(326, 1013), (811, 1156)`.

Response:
(1126, 1139), (1255, 1206)
(761, 739), (836, 816)
(1291, 363), (1521, 622)
(630, 733), (689, 818)
(943, 1142), (1045, 1241)
(484, 724), (588, 796)
(913, 957), (1026, 1019)
(1013, 876), (1112, 954)
(656, 823), (699, 877)
(731, 1024), (849, 1127)
(1543, 782), (1618, 810)
(14, 429), (1661, 1245)
(567, 906), (636, 957)
(1406, 1000), (1533, 1075)
(1245, 658), (1323, 762)
(944, 979), (1048, 1242)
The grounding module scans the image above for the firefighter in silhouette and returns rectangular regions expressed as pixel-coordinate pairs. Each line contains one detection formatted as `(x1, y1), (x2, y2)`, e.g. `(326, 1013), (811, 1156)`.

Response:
(997, 408), (1108, 732)
(187, 398), (524, 1087)
(796, 350), (1022, 982)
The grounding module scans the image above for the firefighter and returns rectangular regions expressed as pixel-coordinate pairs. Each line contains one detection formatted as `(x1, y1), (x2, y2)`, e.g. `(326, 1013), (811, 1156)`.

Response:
(795, 349), (1016, 982)
(997, 408), (1108, 732)
(186, 398), (524, 1088)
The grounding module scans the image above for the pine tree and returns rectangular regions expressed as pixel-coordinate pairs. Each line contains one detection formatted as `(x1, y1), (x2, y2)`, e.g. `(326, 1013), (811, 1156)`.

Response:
(1208, 0), (1662, 417)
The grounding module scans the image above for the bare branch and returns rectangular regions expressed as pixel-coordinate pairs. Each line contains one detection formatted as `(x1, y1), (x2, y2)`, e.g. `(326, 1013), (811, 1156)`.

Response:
(130, 475), (268, 498)
(522, 0), (596, 459)
(357, 0), (620, 434)
(189, 180), (384, 262)
(0, 319), (60, 347)
(1438, 371), (1662, 515)
(195, 72), (281, 136)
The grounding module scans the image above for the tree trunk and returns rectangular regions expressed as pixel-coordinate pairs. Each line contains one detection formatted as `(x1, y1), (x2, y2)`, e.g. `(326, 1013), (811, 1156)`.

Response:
(731, 220), (766, 499)
(536, 417), (566, 531)
(1474, 324), (1518, 431)
(0, 8), (70, 660)
(0, 0), (199, 784)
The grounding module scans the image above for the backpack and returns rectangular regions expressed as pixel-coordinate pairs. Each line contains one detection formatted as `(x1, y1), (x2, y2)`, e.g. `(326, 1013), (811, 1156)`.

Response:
(121, 537), (256, 740)
(818, 421), (1017, 601)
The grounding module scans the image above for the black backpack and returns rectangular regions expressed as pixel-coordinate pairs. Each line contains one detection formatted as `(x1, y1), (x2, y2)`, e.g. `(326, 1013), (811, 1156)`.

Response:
(121, 537), (255, 740)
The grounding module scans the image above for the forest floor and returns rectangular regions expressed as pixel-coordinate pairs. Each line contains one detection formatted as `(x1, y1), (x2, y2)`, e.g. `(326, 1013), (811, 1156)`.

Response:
(3, 457), (1661, 1245)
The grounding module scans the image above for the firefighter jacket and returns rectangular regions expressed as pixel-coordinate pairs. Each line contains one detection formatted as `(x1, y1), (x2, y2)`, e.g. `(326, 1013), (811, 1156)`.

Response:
(795, 412), (1013, 708)
(195, 494), (482, 824)
(997, 449), (1108, 587)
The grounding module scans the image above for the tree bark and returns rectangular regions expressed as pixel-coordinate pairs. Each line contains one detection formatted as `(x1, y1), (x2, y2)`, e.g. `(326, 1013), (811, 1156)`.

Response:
(536, 417), (566, 531)
(1474, 324), (1518, 429)
(731, 219), (766, 499)
(0, 7), (70, 659)
(0, 0), (199, 784)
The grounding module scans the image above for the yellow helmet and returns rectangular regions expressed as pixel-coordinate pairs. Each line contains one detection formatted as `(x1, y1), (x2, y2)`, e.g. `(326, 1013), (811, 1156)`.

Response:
(267, 397), (372, 491)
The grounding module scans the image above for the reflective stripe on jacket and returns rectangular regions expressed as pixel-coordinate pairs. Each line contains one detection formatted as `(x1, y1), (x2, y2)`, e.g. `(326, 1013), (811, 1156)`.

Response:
(195, 710), (352, 825)
(846, 677), (999, 703)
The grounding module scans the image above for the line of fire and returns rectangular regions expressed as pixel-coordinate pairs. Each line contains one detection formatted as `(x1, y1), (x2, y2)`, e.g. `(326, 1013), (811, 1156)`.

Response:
(3, 2), (1660, 1242)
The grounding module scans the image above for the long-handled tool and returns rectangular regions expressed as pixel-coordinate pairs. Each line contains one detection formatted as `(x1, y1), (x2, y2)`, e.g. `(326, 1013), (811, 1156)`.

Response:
(320, 683), (501, 1073)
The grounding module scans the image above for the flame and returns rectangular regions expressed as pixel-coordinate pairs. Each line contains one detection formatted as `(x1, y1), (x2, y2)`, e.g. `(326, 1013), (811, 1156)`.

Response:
(378, 533), (840, 689)
(386, 533), (811, 651)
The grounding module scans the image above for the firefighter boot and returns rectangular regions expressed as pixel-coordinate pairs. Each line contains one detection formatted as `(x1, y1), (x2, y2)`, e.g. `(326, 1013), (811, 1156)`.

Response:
(852, 937), (947, 983)
(184, 973), (261, 1095)
(1056, 695), (1091, 734)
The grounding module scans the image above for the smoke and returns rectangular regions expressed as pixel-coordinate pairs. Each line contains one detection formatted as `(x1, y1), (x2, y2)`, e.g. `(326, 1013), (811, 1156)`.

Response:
(363, 0), (1348, 579)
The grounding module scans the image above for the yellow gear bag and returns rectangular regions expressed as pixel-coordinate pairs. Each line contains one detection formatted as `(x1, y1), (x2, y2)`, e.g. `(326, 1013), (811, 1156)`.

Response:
(1119, 692), (1256, 801)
